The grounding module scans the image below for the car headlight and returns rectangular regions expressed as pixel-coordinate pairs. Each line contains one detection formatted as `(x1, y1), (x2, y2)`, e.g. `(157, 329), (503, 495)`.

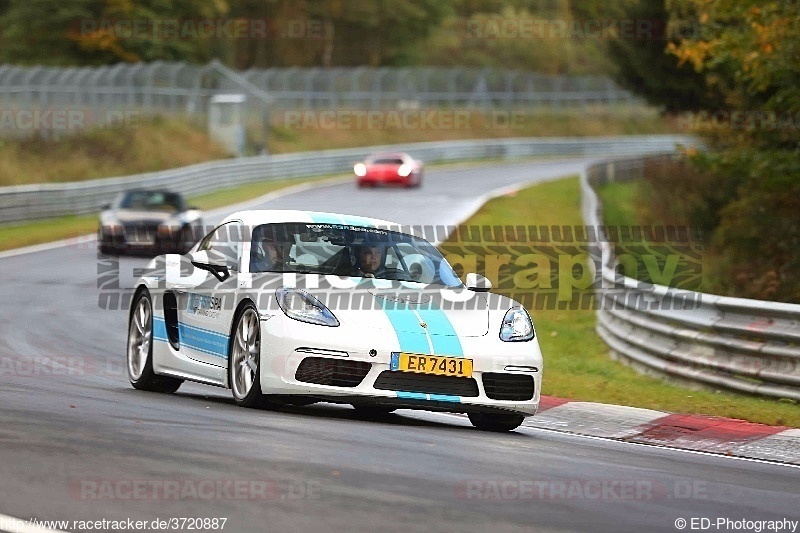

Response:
(102, 221), (123, 235)
(397, 163), (412, 177)
(158, 223), (176, 237)
(500, 307), (534, 342)
(354, 163), (367, 177)
(276, 288), (340, 327)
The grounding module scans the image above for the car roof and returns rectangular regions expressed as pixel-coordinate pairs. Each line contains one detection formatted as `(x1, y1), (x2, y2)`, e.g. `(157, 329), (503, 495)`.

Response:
(119, 189), (182, 197)
(367, 152), (409, 160)
(222, 210), (413, 233)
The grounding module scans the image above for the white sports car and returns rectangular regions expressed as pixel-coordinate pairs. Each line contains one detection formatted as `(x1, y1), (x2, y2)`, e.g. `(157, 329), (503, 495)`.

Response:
(127, 210), (543, 431)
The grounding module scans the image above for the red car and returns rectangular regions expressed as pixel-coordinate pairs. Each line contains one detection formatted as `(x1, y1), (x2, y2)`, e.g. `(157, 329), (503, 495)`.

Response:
(354, 152), (423, 188)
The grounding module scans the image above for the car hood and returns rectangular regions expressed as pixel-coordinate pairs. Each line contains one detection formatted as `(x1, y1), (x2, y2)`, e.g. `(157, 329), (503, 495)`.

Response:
(363, 287), (489, 338)
(257, 279), (491, 338)
(365, 164), (401, 177)
(110, 210), (177, 224)
(246, 274), (519, 339)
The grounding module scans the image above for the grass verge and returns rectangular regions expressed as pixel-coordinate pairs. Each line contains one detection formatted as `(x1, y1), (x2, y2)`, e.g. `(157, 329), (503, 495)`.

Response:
(596, 180), (712, 291)
(445, 176), (799, 427)
(0, 116), (229, 186)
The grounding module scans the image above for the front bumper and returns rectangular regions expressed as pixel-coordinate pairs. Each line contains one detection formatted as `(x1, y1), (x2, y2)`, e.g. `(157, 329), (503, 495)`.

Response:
(358, 174), (413, 186)
(98, 227), (190, 255)
(259, 317), (542, 416)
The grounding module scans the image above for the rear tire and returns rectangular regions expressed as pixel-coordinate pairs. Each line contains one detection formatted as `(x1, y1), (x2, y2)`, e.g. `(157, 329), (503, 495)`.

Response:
(468, 412), (524, 432)
(127, 290), (183, 393)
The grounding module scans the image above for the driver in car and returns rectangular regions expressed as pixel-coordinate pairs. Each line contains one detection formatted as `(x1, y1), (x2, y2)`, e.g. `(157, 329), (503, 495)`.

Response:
(355, 245), (386, 278)
(251, 235), (288, 272)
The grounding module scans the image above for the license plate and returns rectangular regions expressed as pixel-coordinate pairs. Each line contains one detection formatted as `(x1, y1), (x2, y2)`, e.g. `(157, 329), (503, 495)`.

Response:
(127, 230), (155, 244)
(390, 352), (473, 378)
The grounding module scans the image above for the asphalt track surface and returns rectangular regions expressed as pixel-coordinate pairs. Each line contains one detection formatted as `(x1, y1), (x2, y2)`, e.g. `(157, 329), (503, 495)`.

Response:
(0, 159), (797, 533)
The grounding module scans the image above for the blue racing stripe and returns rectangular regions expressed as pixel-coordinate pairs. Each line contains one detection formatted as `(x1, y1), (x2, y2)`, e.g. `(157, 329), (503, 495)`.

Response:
(415, 305), (464, 356)
(177, 322), (228, 359)
(396, 391), (427, 400)
(309, 212), (379, 228)
(309, 213), (344, 225)
(151, 317), (228, 359)
(428, 394), (461, 403)
(380, 299), (430, 354)
(178, 321), (229, 339)
(152, 317), (168, 342)
(339, 215), (376, 228)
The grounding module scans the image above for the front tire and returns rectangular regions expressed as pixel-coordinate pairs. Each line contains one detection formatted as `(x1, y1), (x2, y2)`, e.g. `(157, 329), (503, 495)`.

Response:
(127, 290), (183, 393)
(229, 304), (269, 408)
(468, 412), (524, 432)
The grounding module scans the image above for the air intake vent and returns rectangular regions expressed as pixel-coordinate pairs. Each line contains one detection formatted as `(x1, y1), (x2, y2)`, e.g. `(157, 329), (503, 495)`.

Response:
(295, 357), (371, 387)
(482, 373), (535, 401)
(374, 371), (479, 397)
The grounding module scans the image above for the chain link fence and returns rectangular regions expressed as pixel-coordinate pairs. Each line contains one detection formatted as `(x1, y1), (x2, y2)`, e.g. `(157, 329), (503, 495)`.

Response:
(0, 61), (637, 140)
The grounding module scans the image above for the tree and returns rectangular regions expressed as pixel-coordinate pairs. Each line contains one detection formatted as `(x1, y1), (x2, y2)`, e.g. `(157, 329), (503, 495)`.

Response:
(424, 1), (616, 74)
(0, 0), (101, 65)
(665, 0), (800, 301)
(0, 0), (229, 65)
(602, 0), (724, 111)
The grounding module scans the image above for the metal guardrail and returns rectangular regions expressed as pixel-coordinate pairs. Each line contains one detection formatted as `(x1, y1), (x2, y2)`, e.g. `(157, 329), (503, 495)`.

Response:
(0, 135), (694, 224)
(581, 155), (800, 401)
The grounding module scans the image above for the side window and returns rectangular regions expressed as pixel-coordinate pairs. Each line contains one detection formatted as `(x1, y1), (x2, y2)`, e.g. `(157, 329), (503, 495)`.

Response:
(199, 222), (242, 270)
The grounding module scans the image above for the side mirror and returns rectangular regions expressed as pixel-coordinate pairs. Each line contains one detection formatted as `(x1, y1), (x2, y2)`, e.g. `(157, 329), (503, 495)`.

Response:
(190, 250), (231, 282)
(465, 273), (492, 292)
(101, 204), (111, 211)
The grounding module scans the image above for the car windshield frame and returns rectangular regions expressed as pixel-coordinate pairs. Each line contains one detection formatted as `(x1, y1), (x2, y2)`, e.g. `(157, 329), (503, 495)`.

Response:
(115, 191), (185, 213)
(368, 157), (406, 165)
(249, 222), (463, 288)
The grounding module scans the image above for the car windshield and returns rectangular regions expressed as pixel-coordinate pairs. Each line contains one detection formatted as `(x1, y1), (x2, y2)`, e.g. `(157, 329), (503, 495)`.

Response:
(250, 222), (462, 287)
(117, 191), (183, 212)
(369, 158), (404, 165)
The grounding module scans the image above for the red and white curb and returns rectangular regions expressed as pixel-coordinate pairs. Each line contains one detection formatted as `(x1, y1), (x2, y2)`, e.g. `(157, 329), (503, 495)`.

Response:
(525, 396), (800, 465)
